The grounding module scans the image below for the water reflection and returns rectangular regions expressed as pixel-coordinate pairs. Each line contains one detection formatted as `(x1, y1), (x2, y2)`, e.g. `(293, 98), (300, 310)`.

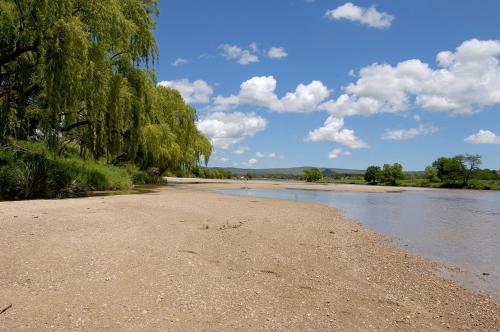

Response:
(216, 188), (500, 298)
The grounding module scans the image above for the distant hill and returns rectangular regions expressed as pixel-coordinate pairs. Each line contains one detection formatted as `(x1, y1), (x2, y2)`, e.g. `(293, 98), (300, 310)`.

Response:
(222, 167), (365, 177)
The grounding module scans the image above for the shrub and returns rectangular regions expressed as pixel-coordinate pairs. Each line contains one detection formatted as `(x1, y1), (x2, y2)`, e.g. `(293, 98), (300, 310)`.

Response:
(304, 168), (322, 182)
(424, 166), (439, 182)
(127, 166), (166, 185)
(0, 143), (134, 200)
(0, 150), (68, 199)
(381, 163), (404, 186)
(364, 166), (382, 185)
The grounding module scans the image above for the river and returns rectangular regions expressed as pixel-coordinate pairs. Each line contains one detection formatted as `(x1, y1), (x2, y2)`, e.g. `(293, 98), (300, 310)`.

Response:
(215, 187), (500, 298)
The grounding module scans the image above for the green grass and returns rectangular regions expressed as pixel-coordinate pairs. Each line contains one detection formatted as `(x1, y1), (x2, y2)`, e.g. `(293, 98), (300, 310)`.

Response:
(465, 179), (500, 190)
(319, 177), (500, 190)
(126, 165), (165, 185)
(318, 177), (366, 185)
(56, 157), (133, 191)
(0, 140), (164, 201)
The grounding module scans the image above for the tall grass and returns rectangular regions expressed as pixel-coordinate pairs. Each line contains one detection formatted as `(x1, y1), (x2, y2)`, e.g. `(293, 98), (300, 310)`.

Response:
(0, 140), (164, 200)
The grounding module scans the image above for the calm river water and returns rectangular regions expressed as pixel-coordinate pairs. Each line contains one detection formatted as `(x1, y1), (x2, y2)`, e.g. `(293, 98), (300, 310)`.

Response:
(215, 188), (500, 298)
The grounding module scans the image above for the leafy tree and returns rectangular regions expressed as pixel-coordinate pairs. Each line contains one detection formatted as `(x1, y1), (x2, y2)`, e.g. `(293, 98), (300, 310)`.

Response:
(463, 154), (482, 186)
(424, 166), (439, 182)
(381, 163), (404, 186)
(196, 167), (234, 180)
(432, 156), (466, 186)
(245, 172), (253, 180)
(364, 166), (382, 184)
(0, 0), (211, 173)
(474, 169), (499, 181)
(304, 168), (322, 182)
(1, 0), (158, 145)
(139, 87), (211, 172)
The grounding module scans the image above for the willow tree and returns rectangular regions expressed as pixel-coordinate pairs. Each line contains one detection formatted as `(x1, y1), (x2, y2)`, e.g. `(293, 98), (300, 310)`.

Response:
(139, 86), (212, 172)
(0, 0), (211, 170)
(1, 0), (157, 141)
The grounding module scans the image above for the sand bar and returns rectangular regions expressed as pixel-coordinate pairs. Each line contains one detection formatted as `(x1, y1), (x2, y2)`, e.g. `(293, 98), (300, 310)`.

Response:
(166, 177), (430, 192)
(0, 185), (499, 331)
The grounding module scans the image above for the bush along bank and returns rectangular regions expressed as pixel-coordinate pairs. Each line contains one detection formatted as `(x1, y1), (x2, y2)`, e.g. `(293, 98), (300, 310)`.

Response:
(0, 142), (165, 201)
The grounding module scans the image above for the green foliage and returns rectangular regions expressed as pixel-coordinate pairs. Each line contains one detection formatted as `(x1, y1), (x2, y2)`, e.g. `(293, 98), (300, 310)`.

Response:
(465, 179), (500, 190)
(1, 0), (157, 140)
(381, 163), (404, 186)
(473, 169), (499, 181)
(138, 87), (212, 173)
(245, 172), (253, 180)
(0, 0), (211, 182)
(364, 166), (382, 184)
(126, 165), (165, 185)
(0, 151), (56, 199)
(0, 143), (133, 200)
(210, 164), (499, 190)
(462, 154), (482, 186)
(195, 167), (235, 180)
(432, 155), (467, 186)
(404, 155), (497, 189)
(55, 157), (133, 191)
(304, 168), (322, 182)
(424, 166), (439, 182)
(0, 140), (169, 200)
(430, 154), (489, 188)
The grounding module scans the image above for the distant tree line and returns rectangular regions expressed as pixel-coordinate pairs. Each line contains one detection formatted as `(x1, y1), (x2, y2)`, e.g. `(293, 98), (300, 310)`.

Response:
(192, 167), (236, 180)
(424, 154), (497, 187)
(297, 154), (499, 190)
(364, 163), (404, 186)
(364, 154), (498, 189)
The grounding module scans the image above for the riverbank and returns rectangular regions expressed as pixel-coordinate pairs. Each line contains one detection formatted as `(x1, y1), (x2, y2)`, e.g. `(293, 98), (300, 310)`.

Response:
(166, 177), (421, 193)
(170, 176), (500, 192)
(1, 186), (499, 330)
(0, 141), (165, 201)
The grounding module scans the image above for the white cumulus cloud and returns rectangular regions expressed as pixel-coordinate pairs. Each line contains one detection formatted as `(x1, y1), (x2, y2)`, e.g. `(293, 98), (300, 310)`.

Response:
(465, 130), (500, 145)
(158, 79), (213, 104)
(233, 146), (250, 155)
(306, 39), (500, 152)
(256, 152), (278, 158)
(196, 112), (267, 149)
(213, 76), (331, 113)
(328, 148), (351, 159)
(219, 44), (259, 65)
(382, 124), (439, 140)
(326, 2), (394, 29)
(248, 158), (258, 166)
(319, 39), (500, 116)
(307, 116), (368, 149)
(171, 58), (188, 67)
(267, 47), (288, 59)
(212, 95), (241, 111)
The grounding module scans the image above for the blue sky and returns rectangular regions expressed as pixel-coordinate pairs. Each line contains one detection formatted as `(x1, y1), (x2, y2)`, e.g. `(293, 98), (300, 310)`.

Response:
(154, 0), (500, 170)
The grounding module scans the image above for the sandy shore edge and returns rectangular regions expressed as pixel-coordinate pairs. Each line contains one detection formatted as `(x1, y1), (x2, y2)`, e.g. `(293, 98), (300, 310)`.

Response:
(166, 177), (432, 193)
(0, 185), (498, 330)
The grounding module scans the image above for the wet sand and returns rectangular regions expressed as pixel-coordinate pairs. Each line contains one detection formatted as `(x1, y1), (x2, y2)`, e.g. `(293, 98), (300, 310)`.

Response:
(0, 185), (499, 331)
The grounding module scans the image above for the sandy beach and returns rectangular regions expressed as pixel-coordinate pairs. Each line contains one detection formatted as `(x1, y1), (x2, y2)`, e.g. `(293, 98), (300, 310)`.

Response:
(0, 183), (499, 331)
